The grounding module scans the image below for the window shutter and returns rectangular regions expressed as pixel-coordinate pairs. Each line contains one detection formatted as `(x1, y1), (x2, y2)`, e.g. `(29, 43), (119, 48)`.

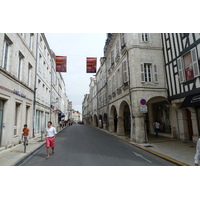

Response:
(153, 64), (158, 83)
(124, 61), (128, 82)
(177, 57), (185, 83)
(141, 63), (145, 82)
(191, 48), (199, 77)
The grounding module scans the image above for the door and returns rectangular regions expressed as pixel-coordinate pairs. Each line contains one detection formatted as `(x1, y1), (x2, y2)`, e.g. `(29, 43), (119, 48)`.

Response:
(186, 109), (193, 140)
(0, 100), (4, 146)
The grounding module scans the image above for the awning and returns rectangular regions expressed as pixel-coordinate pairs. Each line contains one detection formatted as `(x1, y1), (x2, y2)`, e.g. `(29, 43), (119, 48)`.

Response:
(59, 113), (65, 117)
(180, 94), (200, 108)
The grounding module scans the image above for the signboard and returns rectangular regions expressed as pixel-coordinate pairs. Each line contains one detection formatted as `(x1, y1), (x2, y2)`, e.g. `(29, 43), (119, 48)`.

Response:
(56, 56), (67, 72)
(140, 105), (148, 113)
(86, 57), (97, 73)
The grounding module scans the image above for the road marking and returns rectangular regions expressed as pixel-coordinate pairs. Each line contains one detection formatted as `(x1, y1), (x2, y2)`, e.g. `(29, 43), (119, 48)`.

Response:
(133, 151), (152, 163)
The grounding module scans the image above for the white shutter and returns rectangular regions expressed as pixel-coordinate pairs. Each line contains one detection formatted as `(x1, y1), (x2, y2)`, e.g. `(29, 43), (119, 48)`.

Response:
(191, 48), (199, 77)
(153, 64), (158, 83)
(141, 63), (145, 82)
(177, 57), (185, 83)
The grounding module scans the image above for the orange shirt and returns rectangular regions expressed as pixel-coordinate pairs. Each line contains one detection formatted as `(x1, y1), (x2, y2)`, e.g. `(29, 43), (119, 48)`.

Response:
(22, 127), (30, 137)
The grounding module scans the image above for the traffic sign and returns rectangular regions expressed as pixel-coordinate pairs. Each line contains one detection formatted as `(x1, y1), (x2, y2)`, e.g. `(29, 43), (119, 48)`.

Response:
(140, 99), (146, 105)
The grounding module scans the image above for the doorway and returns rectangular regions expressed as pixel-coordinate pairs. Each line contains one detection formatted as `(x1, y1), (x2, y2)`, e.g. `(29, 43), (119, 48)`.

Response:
(186, 109), (193, 140)
(0, 100), (4, 146)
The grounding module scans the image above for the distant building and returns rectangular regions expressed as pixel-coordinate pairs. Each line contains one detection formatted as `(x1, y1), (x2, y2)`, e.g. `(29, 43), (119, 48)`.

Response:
(71, 110), (82, 123)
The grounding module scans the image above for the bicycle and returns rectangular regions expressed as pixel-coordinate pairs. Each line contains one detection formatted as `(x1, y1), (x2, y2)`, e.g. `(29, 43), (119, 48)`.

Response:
(22, 136), (28, 153)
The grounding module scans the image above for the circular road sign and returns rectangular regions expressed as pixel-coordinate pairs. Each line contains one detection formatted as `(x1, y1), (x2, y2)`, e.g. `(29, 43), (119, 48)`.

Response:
(140, 99), (147, 105)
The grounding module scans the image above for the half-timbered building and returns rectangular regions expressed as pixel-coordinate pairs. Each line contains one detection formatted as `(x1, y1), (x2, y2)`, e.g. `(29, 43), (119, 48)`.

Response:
(162, 33), (200, 142)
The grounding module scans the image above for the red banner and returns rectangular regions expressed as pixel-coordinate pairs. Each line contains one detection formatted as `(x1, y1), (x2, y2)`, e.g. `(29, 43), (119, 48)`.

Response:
(86, 57), (97, 73)
(56, 56), (67, 72)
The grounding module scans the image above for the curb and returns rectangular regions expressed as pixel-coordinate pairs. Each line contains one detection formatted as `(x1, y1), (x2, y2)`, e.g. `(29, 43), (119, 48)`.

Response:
(13, 142), (45, 166)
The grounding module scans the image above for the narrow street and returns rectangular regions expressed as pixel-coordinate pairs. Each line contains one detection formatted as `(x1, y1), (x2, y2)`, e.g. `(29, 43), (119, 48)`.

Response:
(21, 124), (176, 166)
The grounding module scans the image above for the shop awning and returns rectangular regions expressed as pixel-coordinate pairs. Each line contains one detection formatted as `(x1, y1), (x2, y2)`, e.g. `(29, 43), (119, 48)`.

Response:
(180, 94), (200, 108)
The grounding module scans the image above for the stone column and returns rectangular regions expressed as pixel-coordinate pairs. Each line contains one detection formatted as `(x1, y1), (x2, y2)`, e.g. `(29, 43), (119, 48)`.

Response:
(177, 109), (189, 141)
(109, 117), (114, 133)
(117, 116), (125, 136)
(190, 109), (199, 142)
(134, 114), (147, 143)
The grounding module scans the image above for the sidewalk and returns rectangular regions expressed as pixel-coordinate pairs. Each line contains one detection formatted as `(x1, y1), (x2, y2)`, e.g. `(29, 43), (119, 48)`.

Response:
(0, 127), (197, 166)
(108, 132), (196, 166)
(0, 135), (45, 166)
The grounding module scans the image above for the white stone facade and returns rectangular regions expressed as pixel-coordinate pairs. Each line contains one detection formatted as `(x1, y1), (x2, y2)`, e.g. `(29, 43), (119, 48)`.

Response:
(83, 33), (169, 143)
(0, 33), (68, 149)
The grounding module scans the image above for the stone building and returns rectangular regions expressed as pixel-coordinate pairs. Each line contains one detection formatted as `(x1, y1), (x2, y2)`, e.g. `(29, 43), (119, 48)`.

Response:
(0, 33), (68, 149)
(0, 33), (37, 148)
(83, 33), (168, 143)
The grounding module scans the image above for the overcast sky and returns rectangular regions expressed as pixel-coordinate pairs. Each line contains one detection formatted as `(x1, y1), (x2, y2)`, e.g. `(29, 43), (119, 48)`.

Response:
(45, 33), (106, 113)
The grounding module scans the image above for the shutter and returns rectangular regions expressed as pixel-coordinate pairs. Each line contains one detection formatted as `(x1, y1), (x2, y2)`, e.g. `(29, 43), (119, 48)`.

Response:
(191, 48), (199, 77)
(124, 61), (127, 82)
(153, 64), (158, 83)
(177, 57), (185, 83)
(141, 63), (145, 82)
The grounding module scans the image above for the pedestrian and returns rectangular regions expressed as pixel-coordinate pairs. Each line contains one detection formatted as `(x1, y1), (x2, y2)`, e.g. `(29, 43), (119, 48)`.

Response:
(59, 120), (62, 128)
(45, 121), (57, 159)
(194, 138), (200, 166)
(22, 124), (30, 146)
(99, 119), (102, 128)
(153, 120), (160, 137)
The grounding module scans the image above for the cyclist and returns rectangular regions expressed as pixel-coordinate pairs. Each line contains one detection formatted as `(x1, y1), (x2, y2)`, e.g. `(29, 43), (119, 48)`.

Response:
(22, 124), (30, 146)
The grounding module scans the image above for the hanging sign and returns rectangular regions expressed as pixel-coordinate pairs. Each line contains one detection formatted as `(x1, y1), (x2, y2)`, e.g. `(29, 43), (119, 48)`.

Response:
(86, 57), (97, 73)
(56, 56), (67, 72)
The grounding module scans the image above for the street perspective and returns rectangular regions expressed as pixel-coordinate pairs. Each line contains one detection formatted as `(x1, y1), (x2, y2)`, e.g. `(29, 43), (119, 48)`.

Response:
(1, 33), (200, 166)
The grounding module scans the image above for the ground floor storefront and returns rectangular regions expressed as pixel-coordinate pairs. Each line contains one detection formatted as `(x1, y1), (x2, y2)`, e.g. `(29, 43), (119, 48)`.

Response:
(85, 94), (200, 144)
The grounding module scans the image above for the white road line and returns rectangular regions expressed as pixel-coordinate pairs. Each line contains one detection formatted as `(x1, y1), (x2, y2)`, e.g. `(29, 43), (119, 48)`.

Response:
(133, 151), (152, 163)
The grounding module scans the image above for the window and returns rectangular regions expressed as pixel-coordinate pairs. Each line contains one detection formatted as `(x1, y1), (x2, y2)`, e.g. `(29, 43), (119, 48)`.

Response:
(120, 33), (126, 47)
(122, 60), (128, 83)
(116, 41), (120, 58)
(29, 33), (34, 51)
(14, 103), (20, 135)
(112, 75), (115, 93)
(28, 63), (32, 87)
(141, 63), (158, 83)
(177, 48), (199, 83)
(18, 52), (24, 80)
(117, 68), (122, 88)
(39, 54), (42, 72)
(111, 50), (114, 66)
(142, 33), (149, 42)
(2, 36), (12, 70)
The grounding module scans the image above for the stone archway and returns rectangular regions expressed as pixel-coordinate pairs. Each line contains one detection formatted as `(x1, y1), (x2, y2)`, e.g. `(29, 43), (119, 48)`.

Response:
(99, 114), (103, 128)
(109, 105), (118, 133)
(103, 113), (108, 130)
(118, 101), (131, 137)
(94, 114), (98, 127)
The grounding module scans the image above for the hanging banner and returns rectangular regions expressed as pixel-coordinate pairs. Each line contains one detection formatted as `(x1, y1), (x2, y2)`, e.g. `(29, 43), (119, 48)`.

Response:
(86, 57), (97, 73)
(56, 56), (67, 72)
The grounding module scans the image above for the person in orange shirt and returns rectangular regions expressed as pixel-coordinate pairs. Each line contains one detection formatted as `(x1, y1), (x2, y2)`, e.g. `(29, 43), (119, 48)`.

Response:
(22, 124), (30, 146)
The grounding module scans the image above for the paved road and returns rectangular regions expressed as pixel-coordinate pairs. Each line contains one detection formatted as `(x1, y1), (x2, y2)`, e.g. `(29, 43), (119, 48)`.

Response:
(21, 124), (176, 166)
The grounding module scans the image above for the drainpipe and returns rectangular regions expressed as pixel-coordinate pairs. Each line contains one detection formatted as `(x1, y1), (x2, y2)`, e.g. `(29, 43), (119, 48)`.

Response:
(50, 58), (53, 121)
(32, 33), (39, 138)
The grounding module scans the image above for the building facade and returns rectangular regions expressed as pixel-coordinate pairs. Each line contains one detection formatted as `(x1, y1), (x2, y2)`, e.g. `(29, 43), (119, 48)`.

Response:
(0, 33), (68, 149)
(83, 33), (169, 143)
(162, 33), (200, 142)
